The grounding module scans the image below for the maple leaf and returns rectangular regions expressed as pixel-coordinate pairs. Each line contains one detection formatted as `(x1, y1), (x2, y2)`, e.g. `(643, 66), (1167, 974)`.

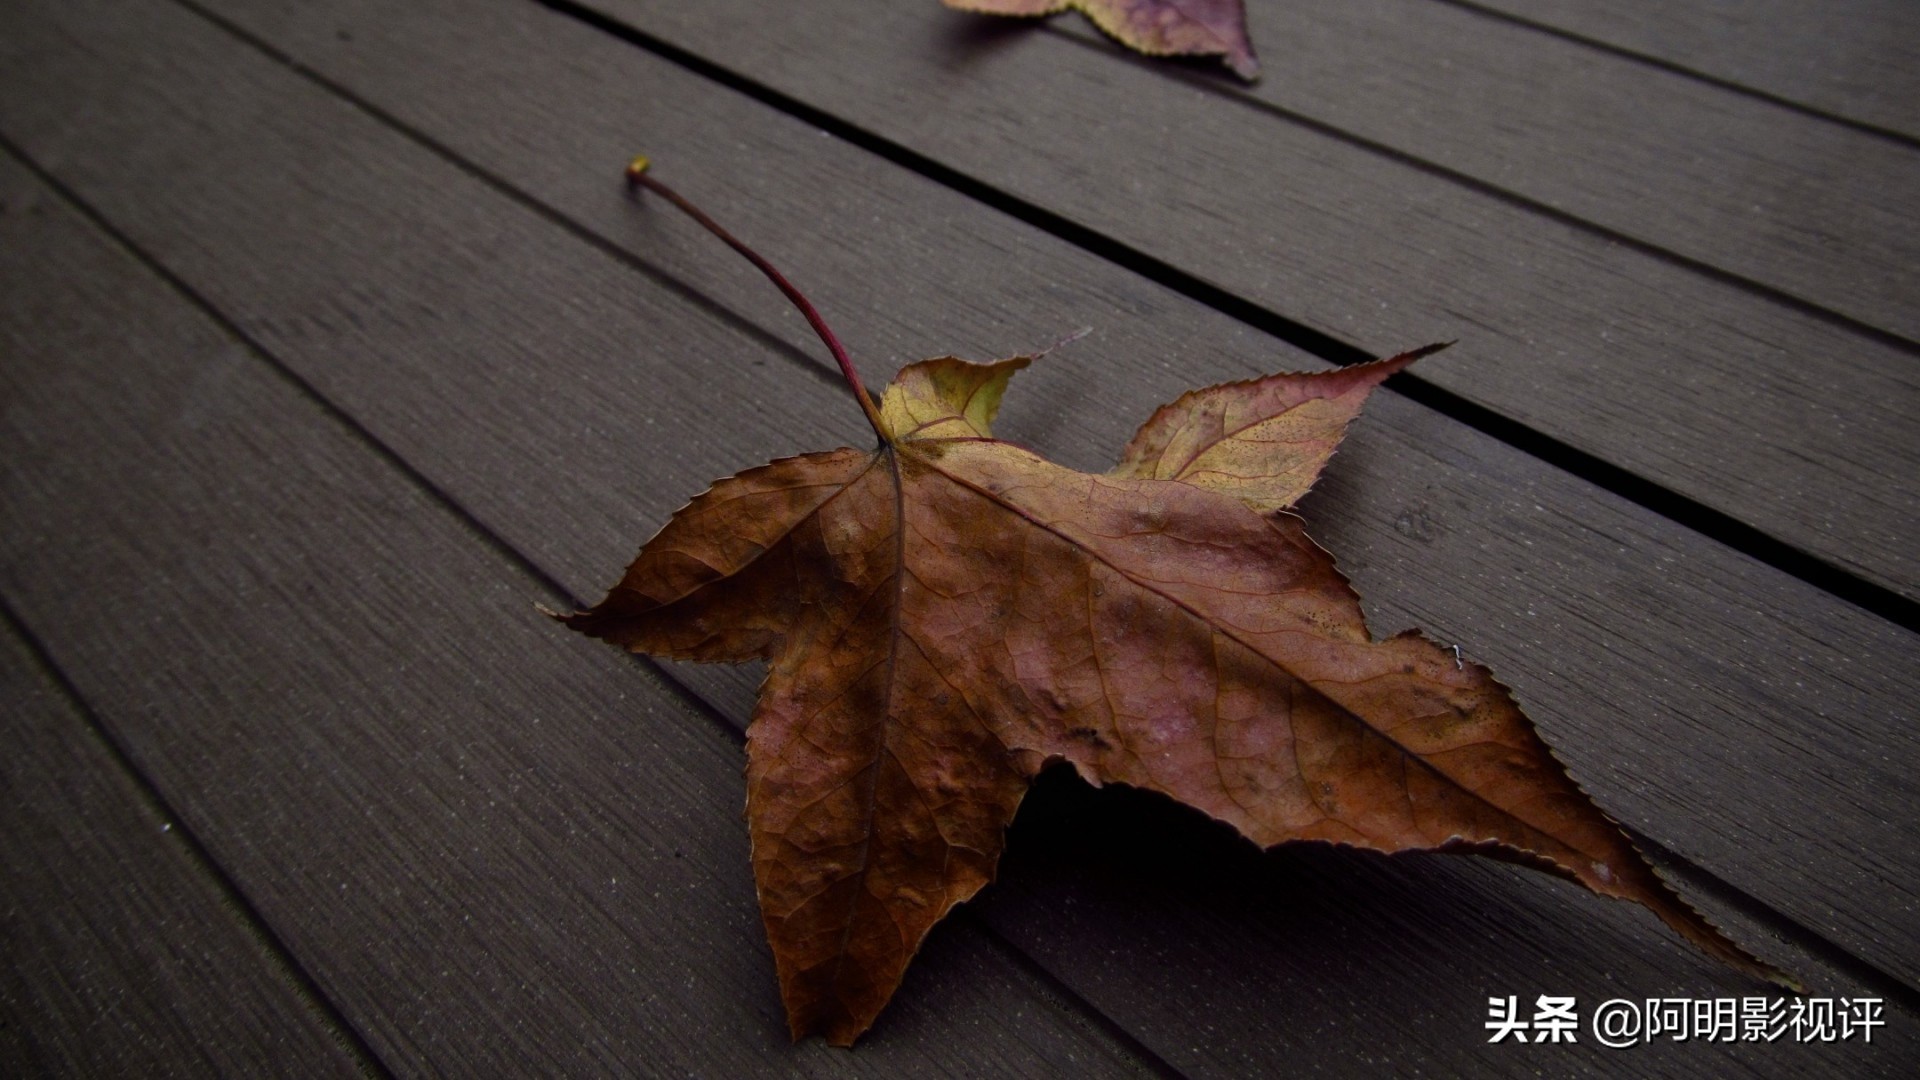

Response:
(944, 0), (1261, 81)
(560, 161), (1792, 1046)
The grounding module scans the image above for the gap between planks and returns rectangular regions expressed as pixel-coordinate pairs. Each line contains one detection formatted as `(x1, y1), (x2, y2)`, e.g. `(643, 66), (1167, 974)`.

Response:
(527, 0), (1920, 606)
(1023, 0), (1920, 345)
(0, 130), (1191, 1080)
(0, 598), (388, 1078)
(1428, 0), (1920, 146)
(7, 8), (1912, 1068)
(520, 0), (1920, 638)
(1033, 17), (1920, 357)
(78, 0), (1920, 1004)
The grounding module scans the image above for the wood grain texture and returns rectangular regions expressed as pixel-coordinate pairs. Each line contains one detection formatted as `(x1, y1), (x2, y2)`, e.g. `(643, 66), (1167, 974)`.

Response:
(2, 0), (1914, 1073)
(1049, 0), (1920, 336)
(0, 126), (1156, 1078)
(0, 624), (368, 1080)
(1460, 0), (1920, 138)
(978, 771), (1917, 1077)
(571, 0), (1920, 601)
(151, 0), (1920, 987)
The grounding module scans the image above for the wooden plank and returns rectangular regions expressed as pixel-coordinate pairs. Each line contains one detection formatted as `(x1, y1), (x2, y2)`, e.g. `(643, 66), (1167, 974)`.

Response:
(0, 623), (369, 1078)
(562, 0), (1920, 601)
(136, 0), (1920, 988)
(2, 2), (1915, 1074)
(0, 138), (1159, 1076)
(1045, 0), (1920, 339)
(1459, 0), (1920, 139)
(977, 771), (1918, 1077)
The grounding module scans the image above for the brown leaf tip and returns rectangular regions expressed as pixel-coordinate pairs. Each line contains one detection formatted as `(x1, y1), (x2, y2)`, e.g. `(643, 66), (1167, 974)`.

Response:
(1110, 343), (1444, 513)
(943, 0), (1262, 81)
(558, 322), (1790, 1042)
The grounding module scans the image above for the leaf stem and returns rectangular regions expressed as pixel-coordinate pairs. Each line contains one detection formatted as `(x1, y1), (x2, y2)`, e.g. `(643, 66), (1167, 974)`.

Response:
(625, 157), (889, 442)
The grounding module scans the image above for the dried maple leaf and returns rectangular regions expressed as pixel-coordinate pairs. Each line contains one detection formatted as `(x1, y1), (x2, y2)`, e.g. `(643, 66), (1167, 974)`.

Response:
(561, 161), (1792, 1046)
(944, 0), (1260, 81)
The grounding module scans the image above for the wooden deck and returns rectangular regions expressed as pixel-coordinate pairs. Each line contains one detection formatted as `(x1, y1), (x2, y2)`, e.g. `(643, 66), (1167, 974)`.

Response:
(2, 0), (1914, 1074)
